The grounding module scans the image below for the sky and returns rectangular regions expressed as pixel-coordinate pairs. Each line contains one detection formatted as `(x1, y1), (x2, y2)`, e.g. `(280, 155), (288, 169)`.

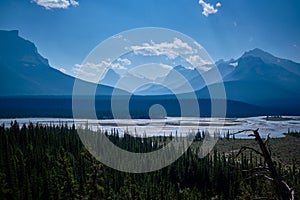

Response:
(0, 0), (300, 76)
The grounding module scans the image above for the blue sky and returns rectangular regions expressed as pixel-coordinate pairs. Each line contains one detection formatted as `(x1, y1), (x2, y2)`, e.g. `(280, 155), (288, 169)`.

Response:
(0, 0), (300, 75)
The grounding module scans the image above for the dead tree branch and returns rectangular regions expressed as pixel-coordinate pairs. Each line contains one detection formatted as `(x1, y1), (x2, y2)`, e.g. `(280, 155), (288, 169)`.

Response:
(233, 129), (294, 200)
(236, 146), (264, 158)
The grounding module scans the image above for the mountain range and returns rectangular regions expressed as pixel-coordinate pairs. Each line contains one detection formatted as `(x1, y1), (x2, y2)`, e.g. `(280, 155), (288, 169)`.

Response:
(100, 61), (235, 95)
(0, 30), (128, 96)
(0, 30), (300, 118)
(198, 48), (300, 108)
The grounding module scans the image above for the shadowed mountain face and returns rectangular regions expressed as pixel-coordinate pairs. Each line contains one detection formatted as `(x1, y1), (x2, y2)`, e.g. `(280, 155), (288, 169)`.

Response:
(0, 30), (127, 96)
(197, 48), (300, 110)
(0, 30), (300, 117)
(0, 30), (74, 95)
(226, 48), (300, 98)
(239, 48), (300, 76)
(224, 48), (300, 88)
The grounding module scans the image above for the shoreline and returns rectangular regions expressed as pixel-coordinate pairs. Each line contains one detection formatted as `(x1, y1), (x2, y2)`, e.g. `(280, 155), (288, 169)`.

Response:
(0, 116), (299, 138)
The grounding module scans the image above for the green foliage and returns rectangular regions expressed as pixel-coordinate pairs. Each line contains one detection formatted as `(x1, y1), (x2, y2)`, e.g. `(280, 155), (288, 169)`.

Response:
(0, 122), (299, 199)
(49, 148), (79, 200)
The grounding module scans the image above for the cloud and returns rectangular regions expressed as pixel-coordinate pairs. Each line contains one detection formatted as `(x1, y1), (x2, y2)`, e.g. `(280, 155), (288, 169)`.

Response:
(73, 62), (106, 83)
(159, 63), (173, 70)
(198, 0), (221, 17)
(198, 65), (211, 72)
(229, 62), (238, 67)
(32, 0), (79, 9)
(110, 58), (131, 70)
(59, 68), (67, 73)
(112, 34), (123, 39)
(130, 38), (196, 59)
(74, 63), (102, 72)
(117, 58), (131, 65)
(73, 58), (130, 82)
(193, 41), (202, 49)
(186, 55), (212, 70)
(130, 37), (212, 71)
(110, 63), (127, 70)
(127, 63), (173, 81)
(75, 58), (130, 72)
(73, 64), (97, 79)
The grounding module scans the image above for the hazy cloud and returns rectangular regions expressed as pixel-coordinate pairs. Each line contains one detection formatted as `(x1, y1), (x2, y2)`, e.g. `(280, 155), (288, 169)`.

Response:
(117, 58), (131, 66)
(159, 63), (173, 70)
(130, 38), (212, 71)
(32, 0), (79, 9)
(128, 63), (173, 81)
(198, 0), (221, 17)
(112, 34), (123, 39)
(229, 62), (238, 67)
(186, 55), (213, 71)
(59, 68), (67, 73)
(73, 62), (107, 83)
(73, 58), (130, 83)
(130, 38), (196, 59)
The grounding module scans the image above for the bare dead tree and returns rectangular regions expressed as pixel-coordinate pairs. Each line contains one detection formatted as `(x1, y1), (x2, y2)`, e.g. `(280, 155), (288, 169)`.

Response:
(232, 128), (294, 200)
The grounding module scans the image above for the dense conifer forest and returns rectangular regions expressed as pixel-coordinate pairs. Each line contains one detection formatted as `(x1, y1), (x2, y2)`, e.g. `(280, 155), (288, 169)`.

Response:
(0, 121), (299, 199)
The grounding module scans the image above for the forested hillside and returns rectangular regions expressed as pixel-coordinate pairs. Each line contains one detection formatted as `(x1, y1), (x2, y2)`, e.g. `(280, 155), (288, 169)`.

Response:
(0, 121), (299, 199)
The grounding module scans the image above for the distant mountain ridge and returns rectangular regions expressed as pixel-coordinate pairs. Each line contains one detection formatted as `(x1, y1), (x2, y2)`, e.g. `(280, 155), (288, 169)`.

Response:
(0, 30), (74, 95)
(223, 48), (300, 94)
(197, 48), (300, 110)
(0, 30), (128, 96)
(0, 30), (300, 117)
(100, 68), (120, 87)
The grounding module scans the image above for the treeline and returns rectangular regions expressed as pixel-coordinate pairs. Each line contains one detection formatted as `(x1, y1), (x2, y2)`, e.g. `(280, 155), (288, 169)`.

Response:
(0, 121), (299, 199)
(285, 129), (300, 138)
